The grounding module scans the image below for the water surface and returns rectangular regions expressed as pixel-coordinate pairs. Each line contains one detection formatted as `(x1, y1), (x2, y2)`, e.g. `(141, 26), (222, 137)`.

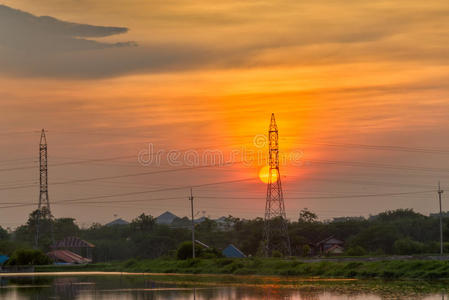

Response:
(0, 273), (447, 300)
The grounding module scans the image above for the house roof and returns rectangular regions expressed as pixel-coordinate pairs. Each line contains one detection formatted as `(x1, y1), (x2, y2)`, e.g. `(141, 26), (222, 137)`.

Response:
(325, 244), (344, 254)
(195, 240), (210, 249)
(105, 218), (129, 226)
(194, 216), (207, 224)
(155, 211), (179, 224)
(52, 236), (95, 249)
(216, 216), (227, 222)
(0, 255), (9, 264)
(47, 250), (91, 264)
(222, 244), (246, 258)
(316, 236), (344, 246)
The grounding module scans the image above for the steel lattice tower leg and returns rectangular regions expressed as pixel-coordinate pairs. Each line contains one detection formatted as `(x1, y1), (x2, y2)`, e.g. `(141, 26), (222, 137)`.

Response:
(263, 114), (291, 256)
(35, 129), (54, 248)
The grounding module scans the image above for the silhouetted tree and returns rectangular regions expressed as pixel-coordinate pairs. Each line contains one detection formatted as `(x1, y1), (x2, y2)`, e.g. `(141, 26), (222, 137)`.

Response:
(131, 213), (155, 232)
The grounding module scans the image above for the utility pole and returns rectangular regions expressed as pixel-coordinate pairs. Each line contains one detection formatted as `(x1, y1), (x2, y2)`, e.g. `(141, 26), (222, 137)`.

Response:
(189, 188), (195, 259)
(439, 182), (444, 255)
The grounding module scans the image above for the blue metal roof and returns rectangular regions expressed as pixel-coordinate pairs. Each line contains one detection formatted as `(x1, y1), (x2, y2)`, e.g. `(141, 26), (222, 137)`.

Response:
(222, 244), (246, 258)
(0, 255), (9, 265)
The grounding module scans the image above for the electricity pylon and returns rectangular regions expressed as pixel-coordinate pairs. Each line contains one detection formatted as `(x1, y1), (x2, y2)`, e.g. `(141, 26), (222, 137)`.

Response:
(263, 114), (291, 256)
(35, 129), (54, 248)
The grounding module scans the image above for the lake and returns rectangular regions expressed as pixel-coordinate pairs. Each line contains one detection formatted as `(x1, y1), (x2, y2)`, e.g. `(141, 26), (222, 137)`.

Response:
(0, 273), (447, 299)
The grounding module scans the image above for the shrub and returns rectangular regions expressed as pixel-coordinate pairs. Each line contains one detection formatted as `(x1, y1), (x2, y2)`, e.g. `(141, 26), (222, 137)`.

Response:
(279, 269), (301, 276)
(346, 270), (358, 278)
(345, 262), (363, 269)
(221, 261), (244, 274)
(216, 258), (233, 266)
(176, 242), (202, 260)
(0, 240), (19, 256)
(345, 246), (367, 256)
(199, 247), (222, 259)
(200, 252), (216, 259)
(179, 258), (200, 268)
(233, 268), (252, 275)
(393, 238), (424, 255)
(302, 245), (311, 257)
(123, 258), (138, 268)
(6, 249), (52, 265)
(372, 248), (385, 256)
(381, 270), (399, 279)
(272, 250), (282, 258)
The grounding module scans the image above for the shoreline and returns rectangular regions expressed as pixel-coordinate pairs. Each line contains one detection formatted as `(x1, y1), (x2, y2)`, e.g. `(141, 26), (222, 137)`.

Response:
(0, 271), (356, 281)
(21, 257), (449, 281)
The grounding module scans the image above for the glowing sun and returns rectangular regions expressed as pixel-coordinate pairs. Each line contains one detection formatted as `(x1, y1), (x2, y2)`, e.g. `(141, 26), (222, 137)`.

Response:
(258, 165), (278, 184)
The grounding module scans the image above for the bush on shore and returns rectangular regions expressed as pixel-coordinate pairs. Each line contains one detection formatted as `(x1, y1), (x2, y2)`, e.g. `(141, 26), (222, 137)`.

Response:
(345, 246), (367, 256)
(6, 249), (52, 265)
(176, 241), (222, 260)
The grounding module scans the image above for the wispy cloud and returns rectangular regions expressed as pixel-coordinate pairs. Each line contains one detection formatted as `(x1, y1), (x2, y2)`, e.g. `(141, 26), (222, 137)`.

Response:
(1, 1), (449, 79)
(0, 5), (133, 51)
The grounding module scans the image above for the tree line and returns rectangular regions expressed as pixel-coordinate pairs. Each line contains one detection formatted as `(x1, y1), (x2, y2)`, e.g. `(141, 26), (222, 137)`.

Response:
(1, 208), (448, 261)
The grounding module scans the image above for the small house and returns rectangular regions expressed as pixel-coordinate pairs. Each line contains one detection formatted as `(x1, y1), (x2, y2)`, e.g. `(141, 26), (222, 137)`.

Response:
(51, 236), (95, 261)
(105, 218), (129, 227)
(0, 255), (9, 265)
(47, 250), (91, 264)
(222, 244), (246, 258)
(325, 244), (345, 255)
(155, 211), (179, 225)
(315, 236), (344, 255)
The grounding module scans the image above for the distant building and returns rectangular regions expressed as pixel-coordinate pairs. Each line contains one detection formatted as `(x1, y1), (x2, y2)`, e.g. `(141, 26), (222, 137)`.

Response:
(0, 255), (9, 265)
(315, 236), (344, 255)
(51, 236), (95, 262)
(216, 216), (227, 224)
(105, 218), (129, 227)
(325, 244), (345, 255)
(430, 211), (449, 218)
(222, 244), (246, 258)
(47, 250), (91, 264)
(332, 216), (365, 223)
(194, 216), (207, 224)
(215, 216), (235, 230)
(156, 212), (232, 227)
(156, 211), (179, 224)
(171, 216), (191, 227)
(195, 240), (210, 249)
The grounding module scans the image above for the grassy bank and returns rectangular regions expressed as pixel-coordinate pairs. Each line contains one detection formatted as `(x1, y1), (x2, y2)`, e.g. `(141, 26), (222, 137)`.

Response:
(35, 258), (449, 280)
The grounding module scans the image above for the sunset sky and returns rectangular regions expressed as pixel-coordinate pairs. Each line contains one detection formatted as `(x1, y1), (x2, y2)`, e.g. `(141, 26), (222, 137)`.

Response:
(1, 0), (449, 228)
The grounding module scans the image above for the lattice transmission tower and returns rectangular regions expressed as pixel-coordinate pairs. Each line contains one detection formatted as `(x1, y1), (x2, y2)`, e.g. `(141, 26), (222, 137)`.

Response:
(263, 114), (291, 256)
(35, 129), (54, 248)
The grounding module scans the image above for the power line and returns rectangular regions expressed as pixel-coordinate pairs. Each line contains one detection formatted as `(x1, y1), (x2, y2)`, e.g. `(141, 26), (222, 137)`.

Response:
(0, 140), (259, 172)
(305, 159), (449, 174)
(0, 158), (36, 165)
(284, 175), (435, 189)
(0, 160), (246, 192)
(0, 154), (138, 172)
(195, 189), (435, 200)
(63, 196), (186, 205)
(0, 188), (433, 207)
(0, 177), (258, 209)
(57, 177), (257, 204)
(0, 130), (38, 136)
(287, 190), (435, 200)
(290, 140), (449, 155)
(8, 155), (447, 176)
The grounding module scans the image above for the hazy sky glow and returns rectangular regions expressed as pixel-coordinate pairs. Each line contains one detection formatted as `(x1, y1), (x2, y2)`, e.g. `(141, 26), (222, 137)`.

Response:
(1, 0), (449, 228)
